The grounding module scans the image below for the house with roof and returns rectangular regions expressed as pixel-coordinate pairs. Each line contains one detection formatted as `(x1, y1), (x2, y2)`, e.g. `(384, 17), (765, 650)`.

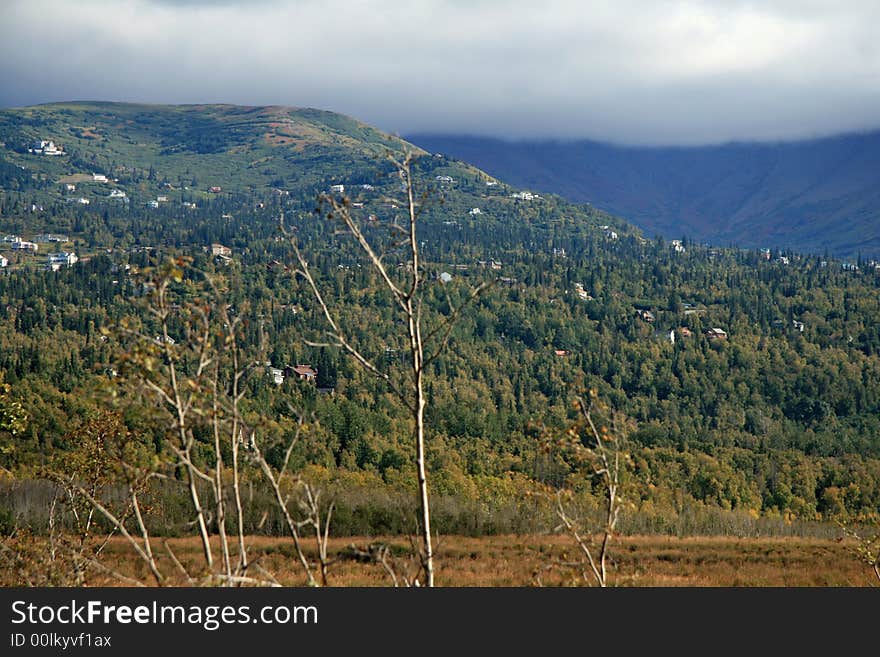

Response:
(267, 367), (284, 386)
(47, 252), (78, 267)
(211, 243), (232, 258)
(0, 255), (7, 268)
(12, 241), (38, 252)
(705, 327), (728, 340)
(286, 364), (318, 382)
(30, 140), (64, 155)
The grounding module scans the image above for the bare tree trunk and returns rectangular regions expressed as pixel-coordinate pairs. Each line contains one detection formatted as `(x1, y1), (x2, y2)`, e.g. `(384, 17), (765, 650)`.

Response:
(413, 364), (433, 586)
(286, 152), (488, 587)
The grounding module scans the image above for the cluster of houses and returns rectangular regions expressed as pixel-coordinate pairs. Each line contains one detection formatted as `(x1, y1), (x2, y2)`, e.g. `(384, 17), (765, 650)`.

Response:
(511, 191), (539, 201)
(634, 306), (729, 343)
(266, 363), (318, 386)
(1, 234), (78, 271)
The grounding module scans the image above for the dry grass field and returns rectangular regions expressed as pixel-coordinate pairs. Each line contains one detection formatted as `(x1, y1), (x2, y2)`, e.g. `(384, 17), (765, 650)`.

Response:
(74, 534), (875, 587)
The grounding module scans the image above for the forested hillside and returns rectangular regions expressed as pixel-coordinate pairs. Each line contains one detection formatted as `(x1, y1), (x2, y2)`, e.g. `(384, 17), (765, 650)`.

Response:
(1, 103), (879, 538)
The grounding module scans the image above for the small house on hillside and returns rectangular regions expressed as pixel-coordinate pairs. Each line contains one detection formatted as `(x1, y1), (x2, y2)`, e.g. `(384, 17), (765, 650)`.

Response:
(47, 252), (78, 267)
(211, 243), (232, 258)
(636, 309), (655, 323)
(286, 364), (318, 382)
(705, 327), (728, 340)
(267, 367), (284, 386)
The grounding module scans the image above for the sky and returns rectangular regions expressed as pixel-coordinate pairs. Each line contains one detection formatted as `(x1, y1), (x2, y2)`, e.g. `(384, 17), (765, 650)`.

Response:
(1, 0), (878, 145)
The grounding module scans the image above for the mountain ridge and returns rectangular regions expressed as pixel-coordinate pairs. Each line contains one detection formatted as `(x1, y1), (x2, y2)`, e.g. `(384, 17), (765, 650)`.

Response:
(407, 131), (880, 258)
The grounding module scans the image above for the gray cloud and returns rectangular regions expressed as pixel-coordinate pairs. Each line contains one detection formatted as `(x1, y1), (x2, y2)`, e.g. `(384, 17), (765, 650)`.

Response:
(1, 0), (878, 145)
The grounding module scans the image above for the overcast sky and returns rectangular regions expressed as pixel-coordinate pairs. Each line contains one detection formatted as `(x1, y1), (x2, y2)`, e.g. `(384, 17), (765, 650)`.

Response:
(1, 0), (878, 145)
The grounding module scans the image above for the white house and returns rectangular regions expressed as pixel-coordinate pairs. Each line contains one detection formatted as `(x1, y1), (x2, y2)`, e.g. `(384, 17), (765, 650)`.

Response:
(47, 252), (78, 267)
(469, 208), (482, 215)
(435, 175), (454, 183)
(12, 241), (38, 252)
(31, 140), (64, 155)
(267, 367), (285, 386)
(147, 200), (159, 209)
(34, 234), (68, 243)
(2, 235), (21, 243)
(511, 191), (537, 200)
(329, 184), (345, 194)
(64, 183), (76, 192)
(92, 174), (108, 182)
(0, 255), (7, 268)
(109, 189), (126, 198)
(77, 197), (90, 205)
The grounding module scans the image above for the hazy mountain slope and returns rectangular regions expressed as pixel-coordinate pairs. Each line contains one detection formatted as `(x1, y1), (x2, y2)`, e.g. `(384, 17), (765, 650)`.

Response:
(407, 133), (880, 258)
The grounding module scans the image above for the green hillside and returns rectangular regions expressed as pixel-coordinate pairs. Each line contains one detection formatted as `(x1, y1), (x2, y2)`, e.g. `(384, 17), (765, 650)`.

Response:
(0, 101), (427, 193)
(1, 102), (879, 542)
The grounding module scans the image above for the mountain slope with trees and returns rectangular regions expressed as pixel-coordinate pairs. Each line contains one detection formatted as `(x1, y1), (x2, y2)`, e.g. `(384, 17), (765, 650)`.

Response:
(0, 102), (879, 542)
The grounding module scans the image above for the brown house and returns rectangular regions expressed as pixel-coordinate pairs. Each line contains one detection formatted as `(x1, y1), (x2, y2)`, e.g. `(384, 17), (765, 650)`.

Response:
(286, 364), (318, 381)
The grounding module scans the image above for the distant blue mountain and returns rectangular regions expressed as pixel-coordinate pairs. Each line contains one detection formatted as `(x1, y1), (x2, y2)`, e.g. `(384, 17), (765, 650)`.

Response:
(407, 132), (880, 258)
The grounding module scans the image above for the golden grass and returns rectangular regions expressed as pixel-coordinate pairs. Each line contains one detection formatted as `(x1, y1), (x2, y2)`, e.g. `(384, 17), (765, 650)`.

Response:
(76, 534), (874, 587)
